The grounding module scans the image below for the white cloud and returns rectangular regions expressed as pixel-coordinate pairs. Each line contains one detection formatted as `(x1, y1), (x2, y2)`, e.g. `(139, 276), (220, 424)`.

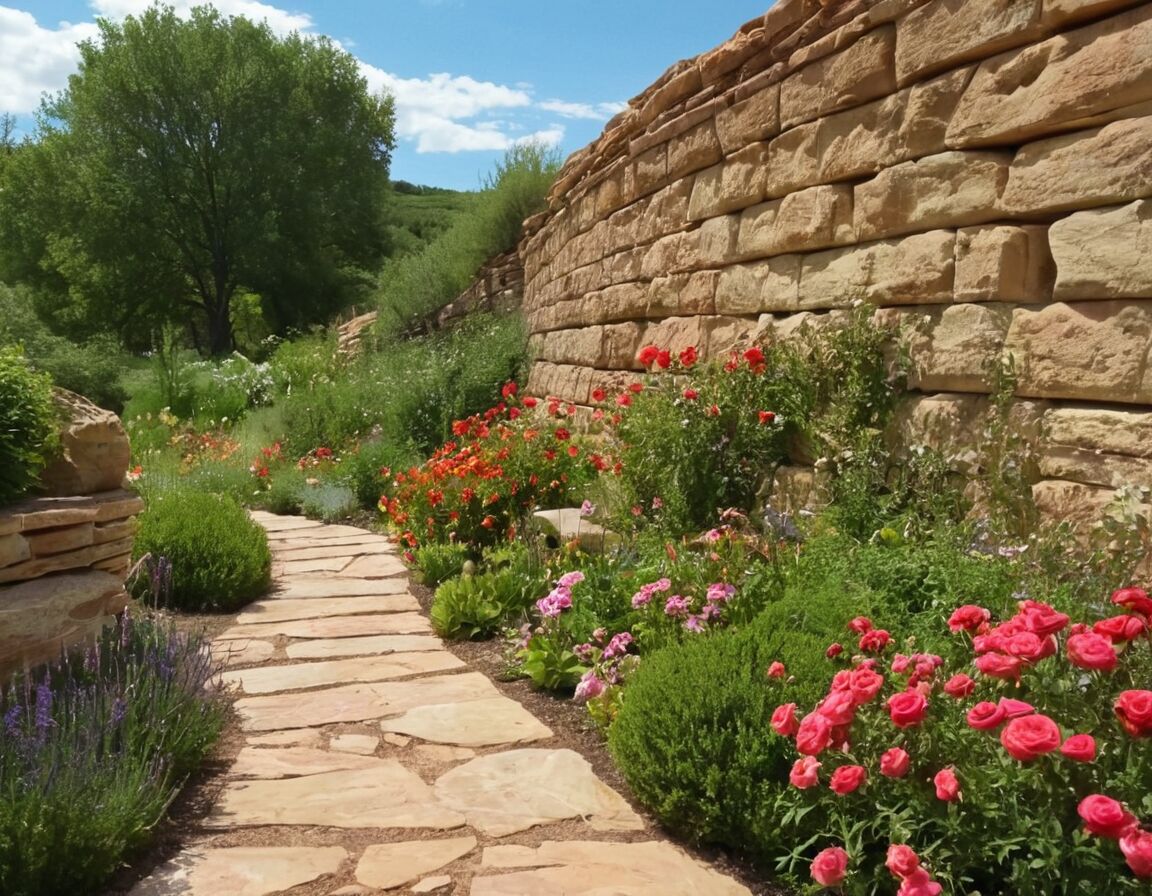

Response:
(0, 7), (98, 112)
(89, 0), (313, 35)
(538, 99), (626, 121)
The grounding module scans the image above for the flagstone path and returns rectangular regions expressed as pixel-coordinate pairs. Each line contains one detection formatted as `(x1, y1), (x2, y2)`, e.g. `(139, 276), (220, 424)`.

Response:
(129, 511), (752, 896)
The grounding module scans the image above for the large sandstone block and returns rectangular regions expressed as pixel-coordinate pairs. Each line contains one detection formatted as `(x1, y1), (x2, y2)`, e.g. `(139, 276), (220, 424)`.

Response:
(666, 121), (724, 181)
(647, 271), (719, 317)
(1041, 0), (1147, 27)
(0, 533), (30, 567)
(798, 231), (955, 309)
(39, 390), (132, 497)
(715, 257), (801, 315)
(1046, 406), (1152, 458)
(906, 303), (1014, 392)
(765, 122), (820, 199)
(736, 185), (854, 260)
(601, 323), (646, 369)
(955, 225), (1056, 303)
(1032, 479), (1137, 531)
(715, 85), (780, 154)
(1006, 301), (1152, 402)
(595, 282), (648, 324)
(632, 144), (668, 198)
(691, 215), (742, 269)
(854, 151), (1011, 242)
(687, 144), (769, 221)
(541, 327), (604, 368)
(888, 393), (988, 471)
(779, 25), (897, 129)
(639, 234), (688, 280)
(896, 0), (1044, 85)
(1050, 201), (1152, 300)
(947, 5), (1152, 148)
(1040, 446), (1152, 488)
(1000, 118), (1152, 217)
(706, 317), (758, 356)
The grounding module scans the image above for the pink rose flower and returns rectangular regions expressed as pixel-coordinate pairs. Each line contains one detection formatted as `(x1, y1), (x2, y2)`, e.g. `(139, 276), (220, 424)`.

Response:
(885, 843), (921, 879)
(789, 755), (821, 789)
(948, 604), (990, 633)
(879, 747), (911, 778)
(1060, 734), (1097, 762)
(771, 703), (799, 737)
(967, 700), (1006, 730)
(1079, 794), (1138, 839)
(933, 767), (960, 801)
(942, 673), (975, 699)
(810, 846), (849, 887)
(887, 690), (928, 728)
(1120, 830), (1152, 879)
(829, 764), (866, 795)
(1116, 690), (1152, 737)
(1066, 631), (1118, 672)
(1000, 714), (1062, 762)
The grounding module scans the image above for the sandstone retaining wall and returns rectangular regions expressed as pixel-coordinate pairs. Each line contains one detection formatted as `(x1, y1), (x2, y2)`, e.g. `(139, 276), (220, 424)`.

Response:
(520, 0), (1152, 522)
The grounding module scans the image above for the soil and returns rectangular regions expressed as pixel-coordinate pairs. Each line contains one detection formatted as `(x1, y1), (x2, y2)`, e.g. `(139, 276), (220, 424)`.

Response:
(100, 536), (790, 895)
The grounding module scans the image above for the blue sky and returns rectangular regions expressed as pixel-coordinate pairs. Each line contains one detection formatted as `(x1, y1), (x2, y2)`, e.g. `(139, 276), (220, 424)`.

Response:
(1, 0), (772, 189)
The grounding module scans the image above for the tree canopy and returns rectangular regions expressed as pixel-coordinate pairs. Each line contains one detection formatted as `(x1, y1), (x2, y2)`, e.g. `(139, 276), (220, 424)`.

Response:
(0, 4), (395, 355)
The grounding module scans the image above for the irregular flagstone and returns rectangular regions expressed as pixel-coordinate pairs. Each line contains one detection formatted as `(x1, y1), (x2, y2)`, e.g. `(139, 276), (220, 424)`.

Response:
(473, 841), (752, 896)
(355, 836), (478, 889)
(216, 612), (431, 641)
(416, 745), (477, 763)
(235, 594), (419, 625)
(235, 672), (500, 731)
(330, 733), (379, 755)
(211, 638), (276, 669)
(380, 696), (553, 747)
(253, 517), (324, 532)
(205, 764), (466, 830)
(276, 556), (352, 575)
(267, 533), (394, 550)
(129, 846), (347, 896)
(268, 544), (381, 562)
(267, 523), (384, 540)
(221, 652), (465, 695)
(247, 728), (324, 748)
(287, 634), (445, 659)
(229, 746), (385, 778)
(433, 749), (644, 838)
(267, 577), (411, 600)
(338, 554), (408, 578)
(414, 875), (453, 893)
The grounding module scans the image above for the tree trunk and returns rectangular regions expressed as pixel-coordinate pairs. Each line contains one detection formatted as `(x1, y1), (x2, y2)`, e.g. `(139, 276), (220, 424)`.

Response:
(205, 294), (234, 356)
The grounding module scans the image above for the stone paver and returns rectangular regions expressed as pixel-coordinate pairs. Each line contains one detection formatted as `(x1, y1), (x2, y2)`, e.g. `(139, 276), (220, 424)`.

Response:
(131, 513), (751, 896)
(433, 749), (645, 837)
(354, 836), (477, 889)
(221, 652), (465, 695)
(380, 695), (553, 747)
(130, 847), (346, 896)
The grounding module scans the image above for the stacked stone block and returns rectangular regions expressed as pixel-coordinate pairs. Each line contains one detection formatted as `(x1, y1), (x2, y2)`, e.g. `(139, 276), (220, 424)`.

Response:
(519, 0), (1152, 524)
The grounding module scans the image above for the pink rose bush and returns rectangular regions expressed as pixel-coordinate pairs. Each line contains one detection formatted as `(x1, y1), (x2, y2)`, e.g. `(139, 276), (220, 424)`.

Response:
(770, 588), (1152, 893)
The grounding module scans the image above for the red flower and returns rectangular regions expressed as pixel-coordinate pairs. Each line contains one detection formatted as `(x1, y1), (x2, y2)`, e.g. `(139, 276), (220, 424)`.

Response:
(967, 701), (1006, 730)
(886, 844), (921, 879)
(1066, 631), (1118, 672)
(879, 747), (911, 778)
(1112, 586), (1152, 617)
(743, 346), (766, 368)
(1079, 794), (1138, 839)
(682, 388), (698, 400)
(1115, 690), (1152, 737)
(655, 349), (672, 369)
(933, 767), (960, 801)
(480, 515), (496, 529)
(1120, 830), (1152, 879)
(616, 394), (632, 407)
(1094, 613), (1147, 641)
(897, 867), (943, 896)
(679, 345), (698, 367)
(501, 381), (518, 399)
(706, 404), (720, 417)
(974, 652), (1024, 681)
(859, 629), (892, 653)
(590, 387), (606, 403)
(758, 410), (776, 425)
(789, 755), (821, 788)
(771, 703), (799, 737)
(767, 661), (786, 679)
(948, 604), (990, 633)
(554, 427), (571, 441)
(848, 667), (884, 705)
(1060, 734), (1097, 762)
(810, 847), (849, 887)
(1000, 713), (1062, 761)
(637, 345), (660, 367)
(1020, 600), (1070, 636)
(795, 712), (833, 756)
(523, 396), (538, 408)
(887, 690), (928, 728)
(826, 642), (844, 659)
(848, 616), (874, 634)
(829, 764), (866, 795)
(942, 673), (976, 699)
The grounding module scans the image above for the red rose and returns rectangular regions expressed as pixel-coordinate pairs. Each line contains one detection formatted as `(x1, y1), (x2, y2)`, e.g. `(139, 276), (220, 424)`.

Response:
(1020, 600), (1070, 636)
(829, 764), (867, 795)
(1079, 794), (1138, 839)
(810, 846), (849, 887)
(771, 703), (799, 737)
(1000, 714), (1062, 761)
(998, 697), (1035, 718)
(974, 652), (1023, 681)
(1004, 631), (1051, 664)
(848, 616), (873, 634)
(897, 867), (943, 896)
(1066, 631), (1118, 672)
(655, 349), (672, 369)
(522, 396), (538, 408)
(767, 661), (786, 679)
(933, 767), (960, 801)
(1120, 830), (1152, 879)
(826, 642), (844, 659)
(860, 629), (892, 653)
(789, 755), (820, 789)
(796, 712), (833, 756)
(948, 604), (990, 633)
(879, 747), (911, 778)
(967, 700), (1006, 730)
(681, 388), (698, 401)
(743, 346), (766, 368)
(887, 690), (928, 728)
(1094, 613), (1147, 641)
(943, 673), (976, 699)
(849, 667), (885, 705)
(678, 345), (698, 367)
(1115, 690), (1152, 737)
(637, 345), (660, 367)
(818, 689), (857, 726)
(1060, 734), (1097, 762)
(885, 843), (921, 879)
(590, 387), (606, 403)
(1112, 586), (1152, 617)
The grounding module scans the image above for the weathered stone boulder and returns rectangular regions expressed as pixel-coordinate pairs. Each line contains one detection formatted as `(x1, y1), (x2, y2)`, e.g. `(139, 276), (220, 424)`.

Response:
(38, 389), (132, 496)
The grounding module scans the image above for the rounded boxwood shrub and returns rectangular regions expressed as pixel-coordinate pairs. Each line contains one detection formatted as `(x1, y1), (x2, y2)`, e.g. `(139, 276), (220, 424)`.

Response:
(0, 346), (57, 507)
(132, 490), (271, 612)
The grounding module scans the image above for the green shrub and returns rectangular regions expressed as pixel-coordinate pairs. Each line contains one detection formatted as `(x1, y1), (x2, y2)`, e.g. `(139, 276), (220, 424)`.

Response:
(132, 489), (271, 612)
(0, 345), (58, 506)
(430, 573), (505, 640)
(299, 482), (358, 522)
(412, 542), (470, 587)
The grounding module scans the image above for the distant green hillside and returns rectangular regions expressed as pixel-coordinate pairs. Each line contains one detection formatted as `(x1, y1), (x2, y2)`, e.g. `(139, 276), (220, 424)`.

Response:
(385, 183), (478, 259)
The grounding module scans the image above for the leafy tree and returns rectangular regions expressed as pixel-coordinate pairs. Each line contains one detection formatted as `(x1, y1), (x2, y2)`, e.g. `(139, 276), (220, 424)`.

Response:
(0, 4), (395, 355)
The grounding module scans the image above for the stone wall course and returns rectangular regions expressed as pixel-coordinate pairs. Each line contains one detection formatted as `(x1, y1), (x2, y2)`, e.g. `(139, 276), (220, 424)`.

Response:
(1049, 200), (1152, 300)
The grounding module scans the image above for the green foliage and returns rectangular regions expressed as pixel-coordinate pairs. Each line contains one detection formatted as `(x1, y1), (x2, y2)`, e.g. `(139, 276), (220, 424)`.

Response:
(0, 612), (225, 896)
(608, 603), (834, 857)
(1, 5), (395, 354)
(298, 483), (359, 522)
(412, 542), (471, 587)
(132, 489), (271, 612)
(0, 345), (58, 506)
(430, 573), (505, 640)
(519, 634), (585, 691)
(374, 143), (559, 337)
